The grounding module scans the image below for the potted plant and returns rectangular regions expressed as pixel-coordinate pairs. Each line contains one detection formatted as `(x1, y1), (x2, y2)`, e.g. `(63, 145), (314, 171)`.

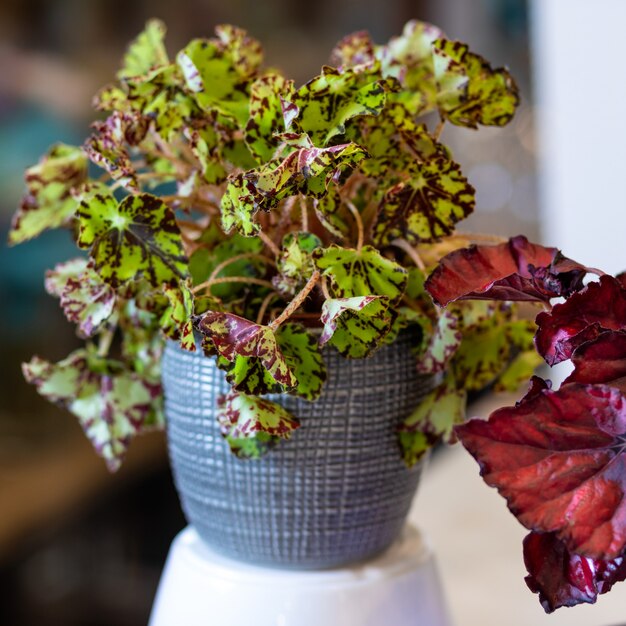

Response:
(9, 18), (626, 611)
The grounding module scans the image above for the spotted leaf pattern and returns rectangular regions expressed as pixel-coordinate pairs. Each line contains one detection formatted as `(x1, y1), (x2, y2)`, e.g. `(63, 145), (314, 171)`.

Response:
(245, 73), (295, 163)
(195, 312), (297, 389)
(45, 258), (116, 338)
(398, 376), (466, 467)
(9, 144), (88, 245)
(315, 245), (408, 302)
(22, 350), (163, 471)
(217, 391), (300, 459)
(373, 156), (475, 245)
(117, 19), (169, 80)
(319, 295), (394, 358)
(76, 190), (187, 288)
(289, 65), (388, 146)
(433, 39), (519, 128)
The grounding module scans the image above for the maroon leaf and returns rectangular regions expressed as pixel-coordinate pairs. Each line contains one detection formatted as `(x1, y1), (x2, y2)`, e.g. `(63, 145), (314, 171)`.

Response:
(523, 531), (626, 613)
(535, 275), (626, 365)
(456, 382), (626, 559)
(565, 331), (626, 386)
(424, 236), (590, 306)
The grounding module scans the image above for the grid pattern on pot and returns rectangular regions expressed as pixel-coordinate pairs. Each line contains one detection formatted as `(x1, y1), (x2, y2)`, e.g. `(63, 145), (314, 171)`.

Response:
(163, 332), (436, 569)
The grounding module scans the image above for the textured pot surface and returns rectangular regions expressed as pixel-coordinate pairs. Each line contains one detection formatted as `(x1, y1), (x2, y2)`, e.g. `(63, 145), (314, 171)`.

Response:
(163, 332), (436, 569)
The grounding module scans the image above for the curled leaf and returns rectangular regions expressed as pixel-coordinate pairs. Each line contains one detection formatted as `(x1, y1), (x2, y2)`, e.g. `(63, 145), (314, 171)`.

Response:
(535, 275), (626, 366)
(23, 351), (162, 471)
(319, 295), (394, 358)
(424, 236), (590, 306)
(565, 330), (626, 387)
(416, 310), (461, 374)
(433, 38), (519, 128)
(289, 65), (388, 146)
(523, 531), (626, 613)
(456, 382), (626, 559)
(45, 258), (116, 338)
(398, 376), (466, 467)
(195, 312), (297, 389)
(117, 19), (169, 80)
(217, 391), (300, 459)
(9, 144), (88, 245)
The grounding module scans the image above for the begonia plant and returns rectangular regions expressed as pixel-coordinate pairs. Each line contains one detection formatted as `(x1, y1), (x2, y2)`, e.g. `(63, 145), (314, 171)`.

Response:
(10, 18), (626, 612)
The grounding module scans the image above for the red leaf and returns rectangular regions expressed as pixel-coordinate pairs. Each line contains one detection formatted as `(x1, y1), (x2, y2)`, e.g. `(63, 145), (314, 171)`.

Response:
(424, 235), (589, 306)
(456, 382), (626, 559)
(535, 276), (626, 366)
(523, 531), (626, 613)
(565, 331), (626, 387)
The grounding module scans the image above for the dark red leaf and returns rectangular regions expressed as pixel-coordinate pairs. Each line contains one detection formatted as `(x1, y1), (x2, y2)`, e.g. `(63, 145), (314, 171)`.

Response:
(424, 235), (590, 306)
(565, 331), (626, 386)
(535, 276), (626, 366)
(456, 382), (626, 559)
(523, 531), (626, 613)
(617, 272), (626, 290)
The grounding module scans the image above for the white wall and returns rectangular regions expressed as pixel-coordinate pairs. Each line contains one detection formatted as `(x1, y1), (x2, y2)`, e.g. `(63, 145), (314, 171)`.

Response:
(531, 0), (626, 275)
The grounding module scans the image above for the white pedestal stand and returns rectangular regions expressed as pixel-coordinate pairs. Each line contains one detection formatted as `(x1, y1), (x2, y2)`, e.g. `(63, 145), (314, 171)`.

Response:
(149, 524), (452, 626)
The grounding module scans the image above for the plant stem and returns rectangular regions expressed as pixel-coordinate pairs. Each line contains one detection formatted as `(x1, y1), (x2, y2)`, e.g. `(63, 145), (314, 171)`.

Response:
(258, 229), (281, 257)
(269, 271), (320, 330)
(345, 200), (364, 251)
(433, 119), (445, 141)
(208, 252), (276, 281)
(320, 276), (332, 300)
(97, 328), (115, 358)
(256, 292), (278, 325)
(391, 238), (426, 271)
(300, 196), (309, 232)
(191, 276), (276, 294)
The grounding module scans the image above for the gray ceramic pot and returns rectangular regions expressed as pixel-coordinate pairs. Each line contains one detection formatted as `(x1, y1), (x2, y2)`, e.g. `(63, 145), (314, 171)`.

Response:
(162, 331), (437, 569)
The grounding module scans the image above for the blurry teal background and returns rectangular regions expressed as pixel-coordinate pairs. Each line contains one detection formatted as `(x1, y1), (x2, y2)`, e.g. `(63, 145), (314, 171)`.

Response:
(0, 1), (534, 624)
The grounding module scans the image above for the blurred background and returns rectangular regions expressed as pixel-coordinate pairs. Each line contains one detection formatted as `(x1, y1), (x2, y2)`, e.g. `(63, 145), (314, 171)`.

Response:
(0, 0), (621, 624)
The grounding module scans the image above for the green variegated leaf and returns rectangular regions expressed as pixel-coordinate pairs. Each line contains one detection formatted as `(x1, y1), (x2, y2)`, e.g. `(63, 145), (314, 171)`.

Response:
(374, 156), (474, 245)
(117, 19), (169, 80)
(219, 355), (284, 395)
(315, 245), (408, 301)
(398, 376), (466, 467)
(221, 175), (259, 236)
(217, 391), (299, 459)
(376, 20), (444, 114)
(495, 350), (543, 392)
(184, 123), (228, 185)
(275, 323), (326, 400)
(416, 310), (462, 374)
(319, 295), (394, 358)
(274, 231), (322, 295)
(313, 185), (350, 238)
(9, 144), (88, 245)
(290, 65), (388, 146)
(76, 190), (187, 288)
(161, 281), (196, 351)
(22, 351), (163, 471)
(433, 39), (519, 128)
(84, 112), (149, 190)
(45, 258), (116, 338)
(125, 65), (200, 138)
(214, 24), (264, 79)
(221, 141), (366, 235)
(245, 73), (294, 163)
(330, 30), (376, 68)
(177, 29), (261, 125)
(451, 312), (535, 392)
(196, 311), (297, 389)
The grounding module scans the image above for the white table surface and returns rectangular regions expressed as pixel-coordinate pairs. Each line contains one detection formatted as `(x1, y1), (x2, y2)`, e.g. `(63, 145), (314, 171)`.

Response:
(410, 392), (626, 626)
